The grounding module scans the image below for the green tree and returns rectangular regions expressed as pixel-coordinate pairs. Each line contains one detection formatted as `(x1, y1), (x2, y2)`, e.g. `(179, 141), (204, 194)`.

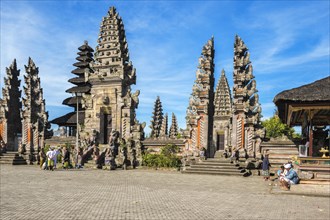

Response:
(261, 115), (298, 139)
(142, 144), (181, 168)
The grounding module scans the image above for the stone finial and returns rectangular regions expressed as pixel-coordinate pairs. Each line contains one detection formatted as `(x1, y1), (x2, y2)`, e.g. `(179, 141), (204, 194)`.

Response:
(108, 6), (116, 16)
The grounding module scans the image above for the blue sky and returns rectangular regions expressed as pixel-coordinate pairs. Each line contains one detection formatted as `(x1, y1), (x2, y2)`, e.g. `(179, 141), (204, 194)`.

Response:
(1, 0), (329, 135)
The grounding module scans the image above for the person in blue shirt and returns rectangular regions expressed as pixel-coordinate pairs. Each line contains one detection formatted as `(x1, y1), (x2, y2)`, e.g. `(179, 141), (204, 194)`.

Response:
(262, 153), (271, 181)
(280, 163), (299, 190)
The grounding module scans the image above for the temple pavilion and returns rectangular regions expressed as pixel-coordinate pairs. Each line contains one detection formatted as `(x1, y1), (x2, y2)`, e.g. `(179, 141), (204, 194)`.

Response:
(274, 76), (330, 181)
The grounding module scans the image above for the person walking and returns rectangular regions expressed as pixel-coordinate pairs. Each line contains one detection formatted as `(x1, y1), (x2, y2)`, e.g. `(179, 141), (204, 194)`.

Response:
(63, 147), (70, 169)
(262, 152), (271, 181)
(53, 148), (61, 169)
(46, 147), (55, 171)
(39, 147), (46, 169)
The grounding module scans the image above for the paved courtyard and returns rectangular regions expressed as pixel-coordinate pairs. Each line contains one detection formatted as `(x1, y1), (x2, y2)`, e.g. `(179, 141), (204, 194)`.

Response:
(1, 165), (329, 220)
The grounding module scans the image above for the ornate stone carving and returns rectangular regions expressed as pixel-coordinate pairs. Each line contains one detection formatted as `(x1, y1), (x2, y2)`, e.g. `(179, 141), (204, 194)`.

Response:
(0, 59), (22, 151)
(185, 37), (215, 156)
(21, 58), (52, 163)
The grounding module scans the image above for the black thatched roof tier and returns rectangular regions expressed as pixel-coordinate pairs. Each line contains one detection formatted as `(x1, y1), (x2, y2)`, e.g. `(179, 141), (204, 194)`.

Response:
(50, 111), (85, 126)
(274, 76), (330, 103)
(71, 68), (85, 75)
(62, 96), (83, 106)
(73, 61), (90, 67)
(274, 76), (330, 126)
(78, 44), (94, 52)
(66, 85), (90, 93)
(78, 51), (93, 56)
(68, 77), (87, 84)
(76, 56), (93, 62)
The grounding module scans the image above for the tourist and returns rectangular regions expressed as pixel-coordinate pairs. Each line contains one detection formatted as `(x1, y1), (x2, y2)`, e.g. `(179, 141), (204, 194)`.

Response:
(93, 144), (100, 164)
(63, 147), (70, 169)
(53, 147), (61, 169)
(46, 147), (56, 171)
(277, 165), (285, 177)
(39, 147), (46, 169)
(280, 163), (299, 190)
(75, 147), (83, 169)
(0, 140), (7, 153)
(230, 148), (239, 164)
(223, 149), (228, 158)
(262, 153), (271, 181)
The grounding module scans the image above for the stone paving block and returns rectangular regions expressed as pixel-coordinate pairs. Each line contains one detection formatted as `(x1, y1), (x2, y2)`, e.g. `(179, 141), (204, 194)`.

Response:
(0, 165), (329, 220)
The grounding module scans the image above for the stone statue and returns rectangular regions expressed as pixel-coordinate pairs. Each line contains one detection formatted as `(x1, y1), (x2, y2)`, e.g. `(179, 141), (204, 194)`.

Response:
(108, 129), (120, 170)
(18, 141), (25, 155)
(131, 90), (140, 107)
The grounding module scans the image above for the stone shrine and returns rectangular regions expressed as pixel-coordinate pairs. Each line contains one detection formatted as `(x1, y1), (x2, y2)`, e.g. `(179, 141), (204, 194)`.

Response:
(21, 58), (52, 163)
(184, 35), (263, 159)
(185, 37), (215, 156)
(52, 7), (144, 145)
(0, 58), (52, 163)
(0, 59), (22, 151)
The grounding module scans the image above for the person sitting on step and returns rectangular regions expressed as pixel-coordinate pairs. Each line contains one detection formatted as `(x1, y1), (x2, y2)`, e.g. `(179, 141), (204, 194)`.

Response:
(279, 163), (299, 190)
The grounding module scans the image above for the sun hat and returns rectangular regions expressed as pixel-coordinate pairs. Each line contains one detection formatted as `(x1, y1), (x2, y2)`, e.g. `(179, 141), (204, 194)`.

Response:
(284, 163), (291, 169)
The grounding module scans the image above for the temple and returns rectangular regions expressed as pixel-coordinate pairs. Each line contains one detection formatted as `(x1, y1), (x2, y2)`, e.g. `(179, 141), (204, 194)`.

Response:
(21, 58), (52, 163)
(185, 37), (215, 156)
(0, 59), (22, 151)
(213, 69), (232, 155)
(0, 58), (51, 165)
(232, 35), (262, 158)
(51, 41), (94, 136)
(274, 77), (330, 181)
(184, 35), (263, 159)
(169, 113), (178, 139)
(51, 7), (144, 145)
(150, 96), (163, 138)
(79, 6), (142, 144)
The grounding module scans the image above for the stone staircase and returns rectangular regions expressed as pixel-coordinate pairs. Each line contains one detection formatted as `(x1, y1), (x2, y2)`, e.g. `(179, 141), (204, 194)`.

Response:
(182, 158), (249, 176)
(0, 152), (27, 165)
(260, 137), (299, 174)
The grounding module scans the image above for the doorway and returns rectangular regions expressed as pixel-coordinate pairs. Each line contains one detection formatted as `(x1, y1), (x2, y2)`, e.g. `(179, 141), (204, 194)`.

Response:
(216, 131), (225, 151)
(99, 107), (112, 144)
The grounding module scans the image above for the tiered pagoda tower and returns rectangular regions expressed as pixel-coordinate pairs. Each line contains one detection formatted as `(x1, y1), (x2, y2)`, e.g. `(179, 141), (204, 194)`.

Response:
(185, 37), (215, 156)
(82, 6), (141, 143)
(21, 58), (50, 163)
(51, 41), (94, 135)
(159, 113), (168, 138)
(169, 113), (178, 139)
(150, 96), (163, 138)
(232, 35), (261, 157)
(0, 59), (22, 150)
(213, 69), (232, 154)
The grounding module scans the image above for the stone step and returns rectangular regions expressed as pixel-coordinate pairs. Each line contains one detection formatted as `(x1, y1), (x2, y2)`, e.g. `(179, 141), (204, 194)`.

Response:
(191, 165), (240, 170)
(12, 160), (28, 165)
(268, 152), (298, 156)
(185, 167), (244, 173)
(182, 170), (244, 176)
(0, 160), (26, 165)
(3, 151), (19, 155)
(0, 155), (17, 159)
(0, 151), (27, 165)
(261, 146), (298, 150)
(196, 162), (236, 167)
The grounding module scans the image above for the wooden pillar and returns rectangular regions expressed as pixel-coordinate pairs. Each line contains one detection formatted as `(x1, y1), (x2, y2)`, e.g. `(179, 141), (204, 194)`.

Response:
(308, 110), (314, 157)
(309, 122), (313, 157)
